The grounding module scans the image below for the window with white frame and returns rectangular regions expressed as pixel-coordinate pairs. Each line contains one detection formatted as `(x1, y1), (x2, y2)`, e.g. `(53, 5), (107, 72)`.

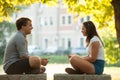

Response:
(44, 38), (48, 49)
(62, 16), (65, 24)
(68, 38), (71, 48)
(44, 17), (48, 26)
(86, 16), (90, 21)
(50, 17), (53, 25)
(80, 18), (84, 23)
(68, 15), (72, 24)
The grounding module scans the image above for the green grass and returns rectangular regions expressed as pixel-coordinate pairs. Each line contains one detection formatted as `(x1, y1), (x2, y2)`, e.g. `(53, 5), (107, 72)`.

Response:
(40, 54), (120, 66)
(40, 54), (69, 63)
(1, 54), (120, 66)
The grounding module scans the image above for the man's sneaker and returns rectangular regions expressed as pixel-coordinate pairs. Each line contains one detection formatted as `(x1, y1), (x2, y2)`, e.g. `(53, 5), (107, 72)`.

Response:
(30, 68), (40, 74)
(30, 67), (46, 74)
(40, 67), (46, 73)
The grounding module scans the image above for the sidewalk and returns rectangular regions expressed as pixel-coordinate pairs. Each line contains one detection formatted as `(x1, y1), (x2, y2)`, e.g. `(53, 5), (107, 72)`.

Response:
(46, 64), (70, 80)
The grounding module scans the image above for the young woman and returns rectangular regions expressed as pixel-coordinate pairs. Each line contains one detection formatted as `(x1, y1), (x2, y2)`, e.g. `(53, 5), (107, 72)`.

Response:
(65, 21), (105, 74)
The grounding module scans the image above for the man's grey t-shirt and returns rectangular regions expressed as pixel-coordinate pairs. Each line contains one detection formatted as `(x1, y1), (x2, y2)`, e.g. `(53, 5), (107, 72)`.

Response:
(3, 31), (29, 72)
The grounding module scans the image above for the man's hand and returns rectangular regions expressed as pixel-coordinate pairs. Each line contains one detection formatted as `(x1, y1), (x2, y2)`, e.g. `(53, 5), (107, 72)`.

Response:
(41, 58), (48, 66)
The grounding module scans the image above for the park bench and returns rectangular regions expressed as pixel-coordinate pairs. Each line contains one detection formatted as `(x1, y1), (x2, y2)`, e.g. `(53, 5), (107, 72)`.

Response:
(0, 73), (46, 80)
(54, 74), (111, 80)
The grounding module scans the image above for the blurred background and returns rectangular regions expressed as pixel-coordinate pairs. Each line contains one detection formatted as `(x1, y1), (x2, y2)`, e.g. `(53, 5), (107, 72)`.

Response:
(0, 0), (120, 80)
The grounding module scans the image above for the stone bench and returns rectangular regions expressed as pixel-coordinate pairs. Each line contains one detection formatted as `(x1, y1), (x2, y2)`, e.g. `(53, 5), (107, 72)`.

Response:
(54, 74), (111, 80)
(0, 73), (46, 80)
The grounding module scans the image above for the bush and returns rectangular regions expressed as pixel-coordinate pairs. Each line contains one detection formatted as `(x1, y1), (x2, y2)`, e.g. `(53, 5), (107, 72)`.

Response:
(0, 43), (6, 64)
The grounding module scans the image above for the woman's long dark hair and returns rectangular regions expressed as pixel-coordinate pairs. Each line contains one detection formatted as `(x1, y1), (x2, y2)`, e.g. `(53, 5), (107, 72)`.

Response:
(83, 21), (104, 47)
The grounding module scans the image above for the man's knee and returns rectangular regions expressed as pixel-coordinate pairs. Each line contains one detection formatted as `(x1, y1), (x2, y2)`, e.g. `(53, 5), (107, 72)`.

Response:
(29, 56), (41, 68)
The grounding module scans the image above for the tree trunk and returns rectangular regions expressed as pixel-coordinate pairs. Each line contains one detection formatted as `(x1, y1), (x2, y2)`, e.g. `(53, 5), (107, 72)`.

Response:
(111, 0), (120, 49)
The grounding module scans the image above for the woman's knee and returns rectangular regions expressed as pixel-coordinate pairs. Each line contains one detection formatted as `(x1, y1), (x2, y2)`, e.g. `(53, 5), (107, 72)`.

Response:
(69, 55), (80, 63)
(29, 56), (41, 68)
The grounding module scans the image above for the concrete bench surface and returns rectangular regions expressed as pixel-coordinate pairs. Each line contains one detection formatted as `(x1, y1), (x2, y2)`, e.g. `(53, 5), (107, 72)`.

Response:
(0, 73), (46, 80)
(54, 74), (111, 80)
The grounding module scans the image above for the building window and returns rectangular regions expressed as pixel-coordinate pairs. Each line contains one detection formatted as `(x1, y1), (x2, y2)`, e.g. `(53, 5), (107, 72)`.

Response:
(62, 38), (65, 48)
(68, 38), (71, 48)
(50, 17), (53, 25)
(68, 15), (71, 24)
(62, 16), (65, 24)
(44, 17), (47, 26)
(80, 18), (84, 23)
(45, 39), (48, 49)
(80, 38), (84, 48)
(86, 16), (90, 21)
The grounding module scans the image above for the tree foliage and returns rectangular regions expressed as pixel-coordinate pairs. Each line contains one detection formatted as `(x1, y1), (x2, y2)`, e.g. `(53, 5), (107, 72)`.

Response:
(0, 21), (15, 61)
(63, 0), (114, 28)
(0, 0), (58, 21)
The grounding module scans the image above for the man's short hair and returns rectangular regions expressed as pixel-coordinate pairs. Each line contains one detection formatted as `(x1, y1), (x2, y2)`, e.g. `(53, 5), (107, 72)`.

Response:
(16, 17), (31, 30)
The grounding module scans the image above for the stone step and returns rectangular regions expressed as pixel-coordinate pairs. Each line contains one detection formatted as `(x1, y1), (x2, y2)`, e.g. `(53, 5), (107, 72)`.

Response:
(0, 73), (46, 80)
(54, 74), (111, 80)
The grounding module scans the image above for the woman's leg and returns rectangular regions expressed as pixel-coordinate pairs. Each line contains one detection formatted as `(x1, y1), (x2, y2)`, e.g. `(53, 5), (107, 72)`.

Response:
(69, 55), (95, 74)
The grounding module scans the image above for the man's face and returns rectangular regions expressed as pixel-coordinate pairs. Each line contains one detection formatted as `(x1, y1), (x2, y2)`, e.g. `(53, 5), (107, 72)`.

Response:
(22, 21), (33, 35)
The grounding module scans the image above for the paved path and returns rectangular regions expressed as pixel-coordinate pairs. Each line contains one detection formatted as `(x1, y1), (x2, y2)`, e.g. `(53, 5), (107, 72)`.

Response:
(46, 64), (70, 80)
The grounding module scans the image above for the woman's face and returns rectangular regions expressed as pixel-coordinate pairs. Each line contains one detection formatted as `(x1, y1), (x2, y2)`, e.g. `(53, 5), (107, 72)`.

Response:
(81, 25), (87, 36)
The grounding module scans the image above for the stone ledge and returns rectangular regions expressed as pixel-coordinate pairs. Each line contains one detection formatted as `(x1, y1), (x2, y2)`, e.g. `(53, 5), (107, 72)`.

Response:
(0, 73), (46, 80)
(54, 74), (111, 80)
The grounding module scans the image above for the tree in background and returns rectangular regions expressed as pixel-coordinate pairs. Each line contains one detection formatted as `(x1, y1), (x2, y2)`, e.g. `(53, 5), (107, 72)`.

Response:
(0, 0), (57, 21)
(0, 21), (15, 64)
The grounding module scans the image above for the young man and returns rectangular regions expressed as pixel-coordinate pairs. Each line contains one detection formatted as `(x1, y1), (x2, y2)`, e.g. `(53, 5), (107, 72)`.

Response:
(3, 17), (48, 74)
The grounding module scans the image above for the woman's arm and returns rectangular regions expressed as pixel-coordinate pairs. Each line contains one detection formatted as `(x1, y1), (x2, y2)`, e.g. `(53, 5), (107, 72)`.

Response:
(83, 41), (100, 63)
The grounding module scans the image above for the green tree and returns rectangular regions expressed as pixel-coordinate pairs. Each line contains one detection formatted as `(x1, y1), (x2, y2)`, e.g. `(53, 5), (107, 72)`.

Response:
(0, 21), (15, 64)
(0, 0), (57, 21)
(63, 0), (120, 48)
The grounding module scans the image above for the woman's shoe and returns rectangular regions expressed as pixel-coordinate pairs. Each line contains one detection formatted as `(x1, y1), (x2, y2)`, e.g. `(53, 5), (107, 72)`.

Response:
(65, 68), (79, 74)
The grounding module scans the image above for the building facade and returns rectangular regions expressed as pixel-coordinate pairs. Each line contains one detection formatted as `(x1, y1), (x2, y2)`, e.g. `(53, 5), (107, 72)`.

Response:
(13, 3), (90, 50)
